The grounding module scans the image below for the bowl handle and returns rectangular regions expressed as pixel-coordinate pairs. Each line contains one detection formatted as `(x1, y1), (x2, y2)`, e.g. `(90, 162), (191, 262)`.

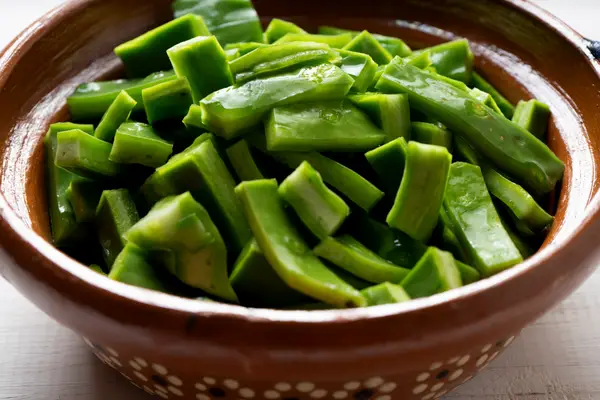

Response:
(586, 39), (600, 59)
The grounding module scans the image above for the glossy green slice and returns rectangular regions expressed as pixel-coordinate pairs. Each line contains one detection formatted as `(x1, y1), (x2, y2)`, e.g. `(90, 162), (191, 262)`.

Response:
(265, 19), (307, 43)
(470, 88), (503, 115)
(336, 49), (378, 93)
(199, 63), (354, 139)
(109, 245), (167, 292)
(472, 72), (515, 119)
(96, 189), (139, 268)
(226, 139), (264, 181)
(400, 247), (462, 298)
(365, 137), (408, 194)
(141, 135), (251, 253)
(387, 141), (452, 242)
(94, 90), (136, 142)
(512, 99), (551, 139)
(361, 282), (411, 306)
(235, 179), (366, 308)
(314, 235), (410, 283)
(45, 123), (94, 246)
(109, 122), (173, 168)
(348, 93), (411, 141)
(225, 48), (241, 61)
(55, 129), (120, 179)
(265, 100), (385, 152)
(456, 261), (481, 285)
(66, 181), (104, 223)
(172, 0), (264, 46)
(168, 36), (233, 103)
(349, 214), (428, 268)
(142, 77), (194, 124)
(230, 42), (338, 83)
(422, 39), (474, 84)
(262, 149), (383, 211)
(343, 31), (392, 64)
(443, 162), (523, 276)
(125, 192), (237, 302)
(318, 26), (412, 57)
(376, 58), (564, 194)
(278, 161), (350, 239)
(275, 33), (353, 48)
(411, 121), (452, 150)
(115, 14), (210, 77)
(454, 137), (554, 233)
(68, 70), (177, 121)
(224, 41), (267, 56)
(230, 239), (309, 308)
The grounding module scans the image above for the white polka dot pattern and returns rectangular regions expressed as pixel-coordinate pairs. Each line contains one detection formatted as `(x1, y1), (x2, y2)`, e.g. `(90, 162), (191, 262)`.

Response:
(83, 334), (518, 400)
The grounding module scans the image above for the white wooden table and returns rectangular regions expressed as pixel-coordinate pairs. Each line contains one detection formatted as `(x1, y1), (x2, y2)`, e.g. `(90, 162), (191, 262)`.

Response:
(1, 1), (600, 399)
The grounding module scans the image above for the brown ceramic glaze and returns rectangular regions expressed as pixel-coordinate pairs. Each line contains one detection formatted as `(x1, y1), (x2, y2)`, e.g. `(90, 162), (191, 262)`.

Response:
(1, 0), (600, 399)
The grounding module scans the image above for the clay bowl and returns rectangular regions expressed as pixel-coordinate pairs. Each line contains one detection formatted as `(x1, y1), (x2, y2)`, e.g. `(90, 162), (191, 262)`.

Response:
(2, 0), (600, 399)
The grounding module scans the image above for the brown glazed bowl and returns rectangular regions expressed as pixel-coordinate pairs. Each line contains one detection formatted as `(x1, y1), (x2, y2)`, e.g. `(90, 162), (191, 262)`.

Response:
(2, 0), (600, 399)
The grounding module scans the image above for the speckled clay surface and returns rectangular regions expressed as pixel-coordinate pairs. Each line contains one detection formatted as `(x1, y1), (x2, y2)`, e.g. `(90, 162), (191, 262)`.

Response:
(2, 1), (600, 399)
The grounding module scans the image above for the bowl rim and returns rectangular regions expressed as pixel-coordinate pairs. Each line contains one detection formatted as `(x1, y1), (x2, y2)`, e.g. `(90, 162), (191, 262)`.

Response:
(1, 0), (599, 325)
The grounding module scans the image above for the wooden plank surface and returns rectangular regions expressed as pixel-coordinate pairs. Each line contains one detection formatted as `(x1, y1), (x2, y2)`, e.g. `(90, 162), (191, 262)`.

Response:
(1, 1), (599, 399)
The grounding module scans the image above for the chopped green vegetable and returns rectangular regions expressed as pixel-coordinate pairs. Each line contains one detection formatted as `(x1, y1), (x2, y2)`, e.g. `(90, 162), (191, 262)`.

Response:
(168, 36), (233, 103)
(348, 93), (411, 142)
(470, 88), (503, 115)
(400, 247), (462, 298)
(224, 41), (267, 56)
(377, 57), (564, 194)
(45, 123), (93, 246)
(255, 144), (384, 211)
(349, 214), (428, 268)
(361, 282), (411, 306)
(422, 39), (474, 84)
(411, 121), (452, 150)
(141, 135), (251, 253)
(96, 189), (139, 268)
(265, 19), (307, 43)
(142, 77), (193, 124)
(199, 63), (354, 139)
(235, 179), (366, 308)
(319, 26), (412, 57)
(387, 141), (452, 242)
(454, 136), (554, 233)
(66, 181), (104, 223)
(275, 33), (353, 48)
(94, 91), (136, 142)
(278, 161), (350, 239)
(55, 129), (120, 179)
(109, 122), (173, 168)
(68, 70), (177, 121)
(472, 72), (515, 118)
(444, 162), (523, 276)
(230, 42), (338, 84)
(265, 100), (385, 152)
(109, 245), (167, 292)
(337, 49), (378, 93)
(115, 14), (210, 78)
(365, 137), (408, 194)
(314, 235), (410, 284)
(230, 239), (309, 307)
(512, 99), (551, 139)
(126, 192), (237, 302)
(456, 260), (481, 285)
(343, 30), (392, 64)
(226, 139), (264, 181)
(172, 0), (264, 46)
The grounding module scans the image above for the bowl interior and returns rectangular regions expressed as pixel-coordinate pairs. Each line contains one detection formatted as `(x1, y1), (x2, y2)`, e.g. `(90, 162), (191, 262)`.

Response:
(1, 0), (599, 300)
